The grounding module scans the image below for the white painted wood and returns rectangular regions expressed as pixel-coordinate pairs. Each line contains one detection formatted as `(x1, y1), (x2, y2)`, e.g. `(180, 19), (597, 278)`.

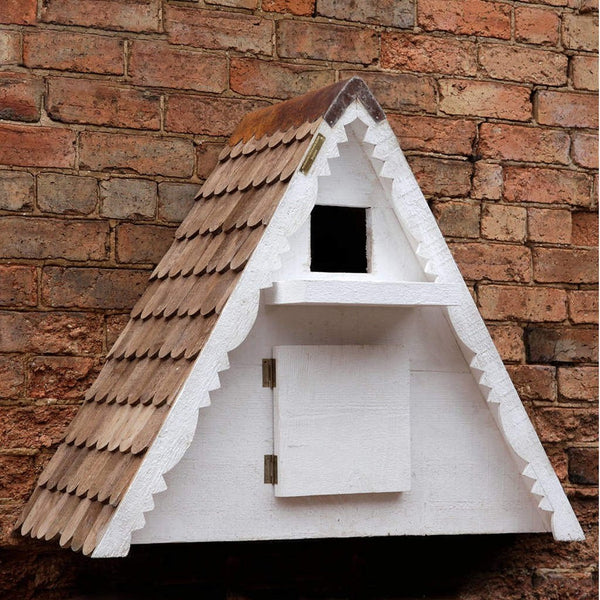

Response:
(273, 345), (410, 497)
(265, 280), (462, 307)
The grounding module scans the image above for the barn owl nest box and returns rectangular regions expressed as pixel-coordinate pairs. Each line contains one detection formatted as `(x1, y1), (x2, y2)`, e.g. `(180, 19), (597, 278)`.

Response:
(18, 78), (583, 557)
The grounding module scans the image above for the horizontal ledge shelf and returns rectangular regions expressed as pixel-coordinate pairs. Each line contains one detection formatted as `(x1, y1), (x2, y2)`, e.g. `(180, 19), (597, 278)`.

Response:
(264, 280), (463, 307)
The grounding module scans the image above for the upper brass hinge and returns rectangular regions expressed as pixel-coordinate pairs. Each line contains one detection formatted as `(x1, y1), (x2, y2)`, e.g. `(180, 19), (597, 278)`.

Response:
(264, 454), (278, 484)
(262, 358), (276, 388)
(300, 133), (325, 175)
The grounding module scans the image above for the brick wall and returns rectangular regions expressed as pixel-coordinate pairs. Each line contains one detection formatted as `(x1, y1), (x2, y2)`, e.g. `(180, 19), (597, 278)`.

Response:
(0, 0), (597, 598)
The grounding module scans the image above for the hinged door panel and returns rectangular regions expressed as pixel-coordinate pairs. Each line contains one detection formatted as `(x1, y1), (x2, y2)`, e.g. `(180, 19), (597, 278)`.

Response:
(273, 345), (410, 497)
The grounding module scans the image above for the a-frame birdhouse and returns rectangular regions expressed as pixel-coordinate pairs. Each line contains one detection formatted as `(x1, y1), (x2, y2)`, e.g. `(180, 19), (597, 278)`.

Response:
(18, 78), (583, 558)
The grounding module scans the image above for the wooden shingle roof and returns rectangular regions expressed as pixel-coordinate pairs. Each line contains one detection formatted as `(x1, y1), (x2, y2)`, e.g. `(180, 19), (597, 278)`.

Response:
(17, 78), (380, 555)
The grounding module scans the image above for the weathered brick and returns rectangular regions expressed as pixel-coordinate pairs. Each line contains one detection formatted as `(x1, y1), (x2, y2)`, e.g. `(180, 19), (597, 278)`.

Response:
(47, 78), (160, 130)
(41, 267), (148, 310)
(532, 407), (598, 442)
(196, 143), (222, 180)
(41, 0), (160, 33)
(389, 115), (476, 156)
(479, 285), (567, 322)
(536, 90), (598, 129)
(580, 0), (598, 11)
(533, 247), (598, 283)
(0, 172), (34, 211)
(23, 31), (124, 75)
(262, 0), (314, 15)
(418, 0), (510, 39)
(37, 173), (97, 216)
(0, 454), (37, 501)
(563, 13), (599, 51)
(572, 211), (598, 246)
(28, 356), (98, 401)
(472, 162), (502, 200)
(515, 7), (560, 45)
(231, 58), (334, 100)
(206, 0), (257, 7)
(158, 182), (199, 222)
(0, 31), (21, 65)
(479, 123), (570, 165)
(450, 243), (531, 283)
(165, 6), (272, 54)
(568, 448), (598, 485)
(439, 79), (531, 121)
(79, 132), (194, 178)
(431, 200), (480, 238)
(479, 44), (568, 86)
(116, 223), (174, 264)
(571, 132), (598, 169)
(0, 265), (37, 308)
(489, 324), (525, 362)
(0, 73), (42, 122)
(527, 326), (598, 363)
(571, 55), (599, 91)
(545, 446), (569, 484)
(0, 125), (76, 168)
(504, 167), (591, 207)
(129, 41), (227, 93)
(569, 290), (599, 324)
(507, 365), (556, 402)
(558, 366), (599, 401)
(481, 203), (527, 242)
(166, 95), (269, 137)
(0, 311), (103, 354)
(381, 33), (476, 76)
(0, 355), (25, 399)
(407, 156), (472, 197)
(528, 207), (572, 244)
(99, 178), (156, 219)
(318, 0), (413, 28)
(106, 314), (129, 348)
(278, 20), (378, 64)
(533, 570), (598, 598)
(0, 217), (109, 261)
(0, 0), (36, 25)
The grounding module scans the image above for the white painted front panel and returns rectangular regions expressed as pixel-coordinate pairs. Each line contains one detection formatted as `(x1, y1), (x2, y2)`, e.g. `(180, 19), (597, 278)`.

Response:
(274, 345), (410, 497)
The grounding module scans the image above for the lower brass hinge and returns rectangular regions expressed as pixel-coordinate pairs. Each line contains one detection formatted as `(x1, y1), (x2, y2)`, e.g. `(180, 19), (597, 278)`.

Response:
(264, 454), (278, 484)
(262, 358), (276, 388)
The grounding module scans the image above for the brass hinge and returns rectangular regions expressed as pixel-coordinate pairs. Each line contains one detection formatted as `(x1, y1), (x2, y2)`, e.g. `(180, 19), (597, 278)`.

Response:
(262, 358), (276, 388)
(264, 454), (278, 484)
(300, 133), (325, 175)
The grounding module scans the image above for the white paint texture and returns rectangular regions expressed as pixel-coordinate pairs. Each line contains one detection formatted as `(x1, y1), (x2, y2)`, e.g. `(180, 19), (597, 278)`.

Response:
(94, 100), (582, 557)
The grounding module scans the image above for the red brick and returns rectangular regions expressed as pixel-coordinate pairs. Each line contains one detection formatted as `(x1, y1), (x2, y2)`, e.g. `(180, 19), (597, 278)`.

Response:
(479, 44), (568, 86)
(439, 79), (531, 121)
(262, 0), (314, 15)
(572, 212), (598, 247)
(100, 178), (156, 219)
(129, 40), (227, 93)
(107, 314), (129, 348)
(381, 33), (476, 76)
(389, 115), (476, 156)
(206, 0), (257, 7)
(536, 90), (598, 129)
(418, 0), (511, 39)
(79, 132), (194, 178)
(489, 324), (525, 362)
(527, 326), (598, 363)
(158, 182), (199, 222)
(571, 55), (598, 91)
(479, 285), (567, 322)
(278, 20), (378, 65)
(0, 125), (76, 168)
(28, 356), (98, 401)
(23, 30), (124, 75)
(571, 132), (598, 169)
(0, 454), (37, 502)
(479, 123), (570, 165)
(527, 207), (572, 244)
(558, 366), (599, 401)
(507, 365), (556, 402)
(450, 242), (531, 283)
(231, 58), (334, 100)
(0, 172), (34, 211)
(318, 0), (414, 27)
(0, 0), (36, 24)
(533, 247), (598, 283)
(41, 0), (160, 33)
(563, 13), (599, 51)
(0, 265), (37, 307)
(472, 162), (502, 200)
(569, 290), (598, 324)
(0, 355), (25, 399)
(166, 95), (269, 137)
(42, 266), (148, 310)
(0, 73), (41, 122)
(0, 217), (109, 261)
(568, 447), (598, 485)
(47, 78), (160, 130)
(0, 31), (21, 65)
(545, 446), (569, 484)
(504, 167), (591, 207)
(0, 311), (103, 354)
(431, 200), (480, 238)
(37, 173), (97, 216)
(515, 7), (560, 45)
(533, 570), (597, 598)
(407, 156), (472, 197)
(165, 6), (272, 54)
(196, 144), (222, 180)
(481, 203), (527, 242)
(580, 0), (598, 11)
(116, 223), (174, 264)
(532, 407), (598, 442)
